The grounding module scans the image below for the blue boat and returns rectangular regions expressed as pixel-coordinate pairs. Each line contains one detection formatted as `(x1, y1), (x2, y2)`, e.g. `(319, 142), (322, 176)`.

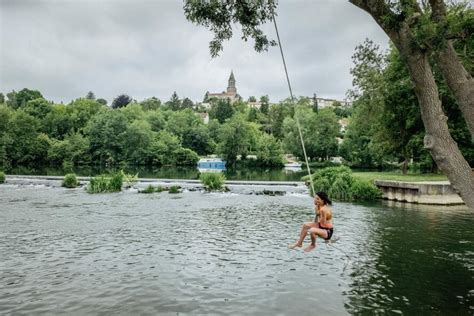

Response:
(197, 158), (226, 172)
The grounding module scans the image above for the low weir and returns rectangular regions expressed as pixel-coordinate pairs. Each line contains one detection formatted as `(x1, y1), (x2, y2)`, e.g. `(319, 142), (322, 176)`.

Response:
(374, 180), (464, 205)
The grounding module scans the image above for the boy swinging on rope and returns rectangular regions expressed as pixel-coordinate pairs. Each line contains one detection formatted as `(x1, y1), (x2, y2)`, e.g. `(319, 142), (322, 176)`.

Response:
(289, 192), (334, 252)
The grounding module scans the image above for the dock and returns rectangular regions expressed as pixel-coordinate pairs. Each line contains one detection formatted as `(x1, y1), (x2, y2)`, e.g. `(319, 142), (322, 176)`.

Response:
(374, 180), (464, 205)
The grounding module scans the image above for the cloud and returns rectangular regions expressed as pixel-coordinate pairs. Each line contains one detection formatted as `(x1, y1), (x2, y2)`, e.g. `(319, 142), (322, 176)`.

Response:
(0, 0), (389, 104)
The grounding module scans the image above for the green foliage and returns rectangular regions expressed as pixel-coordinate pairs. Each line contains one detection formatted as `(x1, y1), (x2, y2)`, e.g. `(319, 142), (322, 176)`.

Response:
(308, 166), (381, 201)
(217, 114), (258, 166)
(87, 171), (123, 193)
(168, 185), (181, 194)
(200, 172), (226, 191)
(141, 97), (161, 111)
(48, 133), (90, 165)
(173, 148), (199, 166)
(255, 133), (284, 167)
(15, 88), (43, 109)
(209, 99), (234, 124)
(122, 171), (138, 188)
(166, 91), (181, 111)
(183, 0), (277, 57)
(140, 184), (156, 194)
(350, 178), (383, 201)
(62, 173), (79, 188)
(112, 94), (133, 109)
(0, 171), (5, 183)
(88, 110), (128, 164)
(283, 107), (339, 161)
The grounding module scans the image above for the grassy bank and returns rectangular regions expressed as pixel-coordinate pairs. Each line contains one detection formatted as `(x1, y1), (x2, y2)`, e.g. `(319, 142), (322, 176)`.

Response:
(352, 171), (447, 183)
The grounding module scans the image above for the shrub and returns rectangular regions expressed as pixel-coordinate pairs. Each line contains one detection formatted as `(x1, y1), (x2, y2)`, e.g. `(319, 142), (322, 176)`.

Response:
(0, 171), (5, 184)
(305, 166), (381, 202)
(62, 173), (78, 188)
(350, 178), (382, 201)
(87, 171), (123, 193)
(140, 184), (155, 194)
(200, 172), (226, 191)
(155, 185), (164, 192)
(329, 176), (352, 201)
(169, 185), (181, 194)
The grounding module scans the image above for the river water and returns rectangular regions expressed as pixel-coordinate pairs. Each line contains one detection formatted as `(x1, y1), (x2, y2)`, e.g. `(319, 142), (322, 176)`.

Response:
(1, 184), (472, 315)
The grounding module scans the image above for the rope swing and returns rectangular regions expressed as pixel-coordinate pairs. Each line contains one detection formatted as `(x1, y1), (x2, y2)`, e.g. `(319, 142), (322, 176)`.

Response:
(272, 13), (315, 198)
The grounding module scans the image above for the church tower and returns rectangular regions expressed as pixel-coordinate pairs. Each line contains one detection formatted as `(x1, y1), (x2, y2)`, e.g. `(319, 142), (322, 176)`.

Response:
(227, 70), (236, 95)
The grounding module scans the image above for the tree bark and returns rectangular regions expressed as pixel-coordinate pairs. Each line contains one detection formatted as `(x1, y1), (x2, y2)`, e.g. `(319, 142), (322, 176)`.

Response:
(350, 0), (474, 209)
(429, 0), (474, 142)
(404, 47), (474, 209)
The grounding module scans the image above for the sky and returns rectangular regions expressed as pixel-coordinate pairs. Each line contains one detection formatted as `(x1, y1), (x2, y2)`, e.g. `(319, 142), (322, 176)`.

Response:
(0, 0), (390, 105)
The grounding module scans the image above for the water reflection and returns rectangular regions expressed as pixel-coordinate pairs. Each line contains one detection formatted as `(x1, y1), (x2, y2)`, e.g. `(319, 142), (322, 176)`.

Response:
(7, 165), (307, 182)
(344, 201), (473, 314)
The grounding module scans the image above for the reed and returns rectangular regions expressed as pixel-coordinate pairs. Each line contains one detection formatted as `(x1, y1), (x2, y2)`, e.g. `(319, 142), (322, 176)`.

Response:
(87, 171), (123, 193)
(200, 172), (226, 191)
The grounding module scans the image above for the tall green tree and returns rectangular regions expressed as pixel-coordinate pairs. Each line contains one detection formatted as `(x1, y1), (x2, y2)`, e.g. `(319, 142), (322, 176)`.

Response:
(111, 94), (133, 109)
(209, 99), (234, 124)
(166, 91), (182, 111)
(283, 107), (339, 161)
(217, 114), (258, 166)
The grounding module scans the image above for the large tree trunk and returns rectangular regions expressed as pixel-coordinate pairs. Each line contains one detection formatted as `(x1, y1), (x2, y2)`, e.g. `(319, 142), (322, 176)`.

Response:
(436, 42), (474, 142)
(404, 48), (474, 209)
(429, 0), (474, 142)
(350, 0), (474, 209)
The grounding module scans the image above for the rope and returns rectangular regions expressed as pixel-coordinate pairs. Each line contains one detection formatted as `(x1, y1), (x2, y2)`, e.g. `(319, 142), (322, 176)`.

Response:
(272, 13), (315, 199)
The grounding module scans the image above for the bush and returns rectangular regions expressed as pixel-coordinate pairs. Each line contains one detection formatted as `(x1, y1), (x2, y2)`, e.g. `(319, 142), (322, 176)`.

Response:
(305, 166), (381, 201)
(350, 178), (382, 201)
(168, 185), (181, 194)
(62, 173), (78, 188)
(200, 172), (226, 191)
(155, 185), (164, 192)
(87, 171), (123, 193)
(0, 171), (5, 184)
(140, 184), (155, 194)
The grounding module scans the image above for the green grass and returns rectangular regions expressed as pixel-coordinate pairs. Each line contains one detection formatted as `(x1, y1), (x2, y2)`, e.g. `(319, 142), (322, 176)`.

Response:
(352, 171), (447, 183)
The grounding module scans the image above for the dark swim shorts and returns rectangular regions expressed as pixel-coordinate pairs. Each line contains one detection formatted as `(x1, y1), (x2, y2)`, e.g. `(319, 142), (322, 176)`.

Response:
(322, 227), (333, 240)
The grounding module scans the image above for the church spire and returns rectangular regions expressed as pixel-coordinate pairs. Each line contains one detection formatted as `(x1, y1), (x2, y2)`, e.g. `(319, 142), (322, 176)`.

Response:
(227, 70), (236, 95)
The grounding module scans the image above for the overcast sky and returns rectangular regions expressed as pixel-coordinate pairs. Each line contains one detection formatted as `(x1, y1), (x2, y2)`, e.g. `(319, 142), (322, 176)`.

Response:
(0, 0), (390, 104)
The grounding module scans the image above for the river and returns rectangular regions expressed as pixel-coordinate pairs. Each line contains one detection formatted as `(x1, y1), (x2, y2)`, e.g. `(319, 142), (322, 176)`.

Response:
(0, 183), (472, 314)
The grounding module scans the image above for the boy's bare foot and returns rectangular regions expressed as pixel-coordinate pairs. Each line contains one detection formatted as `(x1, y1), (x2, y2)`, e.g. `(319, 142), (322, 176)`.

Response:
(288, 243), (302, 249)
(304, 244), (316, 253)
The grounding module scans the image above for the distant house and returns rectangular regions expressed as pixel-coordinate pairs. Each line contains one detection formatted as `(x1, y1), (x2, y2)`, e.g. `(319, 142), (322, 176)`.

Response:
(338, 118), (349, 133)
(311, 95), (352, 109)
(196, 112), (209, 124)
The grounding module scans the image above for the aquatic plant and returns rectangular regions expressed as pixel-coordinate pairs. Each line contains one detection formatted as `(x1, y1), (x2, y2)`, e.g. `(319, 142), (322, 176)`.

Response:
(139, 184), (156, 194)
(168, 185), (181, 194)
(62, 173), (79, 188)
(155, 185), (164, 192)
(122, 171), (138, 188)
(0, 171), (5, 184)
(87, 171), (123, 193)
(200, 172), (226, 191)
